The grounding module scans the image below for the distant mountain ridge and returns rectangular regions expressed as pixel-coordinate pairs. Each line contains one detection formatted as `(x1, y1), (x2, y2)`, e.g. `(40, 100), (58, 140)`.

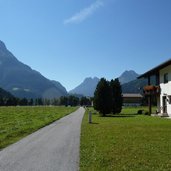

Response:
(51, 80), (68, 95)
(0, 40), (145, 98)
(122, 79), (147, 94)
(69, 70), (142, 97)
(69, 77), (100, 97)
(0, 40), (67, 99)
(119, 70), (139, 84)
(0, 87), (14, 98)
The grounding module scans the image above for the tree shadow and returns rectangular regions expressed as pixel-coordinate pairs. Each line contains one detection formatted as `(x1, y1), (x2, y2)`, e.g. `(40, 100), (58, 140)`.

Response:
(99, 114), (139, 118)
(89, 122), (99, 124)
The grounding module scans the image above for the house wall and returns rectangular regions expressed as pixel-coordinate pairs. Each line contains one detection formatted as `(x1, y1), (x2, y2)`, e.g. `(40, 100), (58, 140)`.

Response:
(160, 65), (171, 116)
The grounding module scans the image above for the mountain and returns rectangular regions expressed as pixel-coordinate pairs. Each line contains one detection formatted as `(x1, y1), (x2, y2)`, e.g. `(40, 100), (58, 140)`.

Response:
(69, 77), (100, 97)
(51, 80), (67, 95)
(0, 40), (67, 99)
(0, 87), (14, 98)
(122, 78), (147, 94)
(122, 76), (157, 94)
(119, 70), (139, 84)
(69, 70), (142, 97)
(119, 70), (153, 94)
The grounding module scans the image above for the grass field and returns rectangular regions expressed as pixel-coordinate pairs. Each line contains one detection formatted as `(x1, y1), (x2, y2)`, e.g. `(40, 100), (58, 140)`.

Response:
(0, 106), (77, 149)
(80, 107), (171, 171)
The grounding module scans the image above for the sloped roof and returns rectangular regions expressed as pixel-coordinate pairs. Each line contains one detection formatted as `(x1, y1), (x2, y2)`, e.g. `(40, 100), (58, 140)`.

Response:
(138, 59), (171, 79)
(122, 93), (143, 98)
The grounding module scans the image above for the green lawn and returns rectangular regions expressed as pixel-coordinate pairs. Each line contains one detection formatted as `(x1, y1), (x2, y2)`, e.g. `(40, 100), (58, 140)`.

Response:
(0, 106), (77, 149)
(80, 107), (171, 171)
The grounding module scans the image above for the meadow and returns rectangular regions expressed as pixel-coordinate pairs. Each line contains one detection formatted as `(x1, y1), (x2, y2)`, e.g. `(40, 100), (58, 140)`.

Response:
(0, 106), (77, 149)
(80, 107), (171, 171)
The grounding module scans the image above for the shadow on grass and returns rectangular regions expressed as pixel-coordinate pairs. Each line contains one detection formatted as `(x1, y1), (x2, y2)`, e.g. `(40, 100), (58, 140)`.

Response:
(89, 122), (99, 124)
(88, 122), (99, 125)
(99, 114), (140, 118)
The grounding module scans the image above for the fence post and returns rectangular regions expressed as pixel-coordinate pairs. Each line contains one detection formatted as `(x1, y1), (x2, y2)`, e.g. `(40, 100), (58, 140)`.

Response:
(89, 111), (92, 124)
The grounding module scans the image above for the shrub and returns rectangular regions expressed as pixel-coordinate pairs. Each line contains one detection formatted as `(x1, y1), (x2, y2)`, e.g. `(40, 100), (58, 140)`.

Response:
(137, 110), (144, 114)
(137, 109), (149, 115)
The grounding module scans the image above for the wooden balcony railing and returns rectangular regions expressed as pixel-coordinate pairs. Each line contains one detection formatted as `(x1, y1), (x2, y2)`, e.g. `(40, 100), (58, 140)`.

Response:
(143, 85), (160, 95)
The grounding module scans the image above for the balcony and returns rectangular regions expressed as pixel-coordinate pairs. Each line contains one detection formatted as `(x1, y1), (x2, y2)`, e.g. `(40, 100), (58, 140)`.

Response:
(143, 85), (160, 96)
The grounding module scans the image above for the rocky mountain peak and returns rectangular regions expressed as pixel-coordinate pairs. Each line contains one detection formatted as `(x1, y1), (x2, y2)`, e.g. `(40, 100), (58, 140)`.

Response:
(119, 70), (139, 84)
(0, 40), (67, 99)
(0, 40), (7, 50)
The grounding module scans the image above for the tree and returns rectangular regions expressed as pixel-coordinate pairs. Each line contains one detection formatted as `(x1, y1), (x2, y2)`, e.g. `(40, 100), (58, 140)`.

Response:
(28, 98), (34, 106)
(52, 98), (59, 106)
(6, 98), (13, 106)
(0, 98), (4, 106)
(80, 96), (91, 106)
(110, 78), (123, 114)
(60, 96), (68, 106)
(19, 98), (28, 106)
(94, 78), (112, 116)
(35, 98), (43, 106)
(68, 95), (79, 106)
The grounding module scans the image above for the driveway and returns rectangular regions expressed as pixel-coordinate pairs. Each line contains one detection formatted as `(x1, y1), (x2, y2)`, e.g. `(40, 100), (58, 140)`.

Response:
(0, 107), (85, 171)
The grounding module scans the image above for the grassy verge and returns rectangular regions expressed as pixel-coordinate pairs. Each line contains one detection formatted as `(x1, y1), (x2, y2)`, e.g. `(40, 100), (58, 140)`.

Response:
(80, 107), (171, 171)
(0, 106), (77, 149)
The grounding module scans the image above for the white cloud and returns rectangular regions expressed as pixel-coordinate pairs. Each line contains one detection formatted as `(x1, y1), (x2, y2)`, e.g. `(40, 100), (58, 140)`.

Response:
(64, 0), (104, 24)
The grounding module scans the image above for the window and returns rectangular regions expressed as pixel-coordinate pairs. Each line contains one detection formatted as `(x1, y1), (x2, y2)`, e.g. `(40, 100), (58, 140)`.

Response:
(164, 73), (168, 83)
(168, 96), (171, 104)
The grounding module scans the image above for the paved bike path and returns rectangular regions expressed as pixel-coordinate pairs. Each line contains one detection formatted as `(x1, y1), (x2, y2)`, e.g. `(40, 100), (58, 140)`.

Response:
(0, 107), (85, 171)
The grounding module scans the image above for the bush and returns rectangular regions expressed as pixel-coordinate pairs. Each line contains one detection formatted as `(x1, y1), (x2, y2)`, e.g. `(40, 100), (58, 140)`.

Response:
(137, 109), (149, 115)
(137, 110), (144, 114)
(144, 111), (149, 115)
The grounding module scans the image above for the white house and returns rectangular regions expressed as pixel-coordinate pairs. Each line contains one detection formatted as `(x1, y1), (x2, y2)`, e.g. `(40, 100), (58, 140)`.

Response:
(138, 59), (171, 116)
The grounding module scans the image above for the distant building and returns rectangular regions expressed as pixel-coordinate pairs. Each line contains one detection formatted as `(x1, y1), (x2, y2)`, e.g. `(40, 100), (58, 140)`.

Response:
(138, 59), (171, 116)
(122, 93), (143, 106)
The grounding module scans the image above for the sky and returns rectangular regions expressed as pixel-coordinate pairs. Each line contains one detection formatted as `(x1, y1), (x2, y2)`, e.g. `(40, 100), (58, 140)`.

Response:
(0, 0), (171, 91)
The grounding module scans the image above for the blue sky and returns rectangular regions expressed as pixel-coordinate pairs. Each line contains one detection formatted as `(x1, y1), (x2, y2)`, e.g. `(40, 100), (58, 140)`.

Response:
(0, 0), (171, 91)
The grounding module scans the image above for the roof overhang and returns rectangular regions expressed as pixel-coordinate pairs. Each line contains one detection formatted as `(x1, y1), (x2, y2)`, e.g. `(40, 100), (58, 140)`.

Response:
(122, 93), (143, 98)
(138, 59), (171, 79)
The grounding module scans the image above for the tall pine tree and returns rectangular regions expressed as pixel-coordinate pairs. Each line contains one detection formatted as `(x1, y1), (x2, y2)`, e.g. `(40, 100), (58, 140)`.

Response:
(94, 78), (112, 116)
(110, 78), (123, 114)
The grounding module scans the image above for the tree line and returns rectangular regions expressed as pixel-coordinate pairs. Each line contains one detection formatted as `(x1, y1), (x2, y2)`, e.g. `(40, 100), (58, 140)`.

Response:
(94, 78), (123, 116)
(0, 95), (92, 107)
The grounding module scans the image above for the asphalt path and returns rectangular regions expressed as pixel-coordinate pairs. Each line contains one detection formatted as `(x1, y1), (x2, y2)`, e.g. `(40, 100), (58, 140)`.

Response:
(0, 107), (85, 171)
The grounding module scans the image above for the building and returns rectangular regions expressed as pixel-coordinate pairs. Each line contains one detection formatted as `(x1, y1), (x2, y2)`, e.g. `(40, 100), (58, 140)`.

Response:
(138, 59), (171, 116)
(122, 93), (143, 106)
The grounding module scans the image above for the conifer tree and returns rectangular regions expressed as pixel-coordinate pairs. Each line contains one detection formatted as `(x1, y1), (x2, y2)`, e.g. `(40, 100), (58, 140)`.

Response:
(110, 78), (123, 114)
(94, 78), (112, 116)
